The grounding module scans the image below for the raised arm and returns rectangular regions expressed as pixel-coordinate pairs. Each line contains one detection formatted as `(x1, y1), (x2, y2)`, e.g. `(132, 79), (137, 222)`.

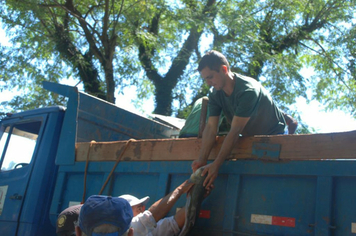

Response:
(192, 116), (220, 172)
(148, 180), (194, 222)
(202, 116), (250, 188)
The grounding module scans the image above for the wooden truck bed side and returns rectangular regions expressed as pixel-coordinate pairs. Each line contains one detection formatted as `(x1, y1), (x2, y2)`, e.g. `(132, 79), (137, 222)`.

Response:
(76, 130), (356, 162)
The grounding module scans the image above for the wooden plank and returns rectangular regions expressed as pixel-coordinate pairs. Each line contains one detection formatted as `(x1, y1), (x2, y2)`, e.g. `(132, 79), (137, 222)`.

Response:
(75, 130), (356, 162)
(253, 130), (356, 160)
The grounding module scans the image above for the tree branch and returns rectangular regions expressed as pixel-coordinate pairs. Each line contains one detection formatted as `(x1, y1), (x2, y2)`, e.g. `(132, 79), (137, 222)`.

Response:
(165, 0), (217, 81)
(136, 10), (163, 84)
(300, 39), (353, 91)
(49, 0), (105, 64)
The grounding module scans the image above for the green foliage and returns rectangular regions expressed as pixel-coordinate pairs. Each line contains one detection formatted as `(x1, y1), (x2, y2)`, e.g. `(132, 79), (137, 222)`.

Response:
(1, 0), (355, 128)
(207, 0), (356, 125)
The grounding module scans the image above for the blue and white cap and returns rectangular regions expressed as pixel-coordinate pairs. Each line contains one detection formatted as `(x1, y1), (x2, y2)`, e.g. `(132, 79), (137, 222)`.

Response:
(79, 195), (133, 236)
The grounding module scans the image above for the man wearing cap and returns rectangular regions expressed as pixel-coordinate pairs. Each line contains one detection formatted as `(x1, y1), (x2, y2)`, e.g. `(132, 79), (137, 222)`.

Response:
(56, 204), (82, 236)
(120, 180), (198, 236)
(75, 195), (134, 236)
(118, 194), (150, 218)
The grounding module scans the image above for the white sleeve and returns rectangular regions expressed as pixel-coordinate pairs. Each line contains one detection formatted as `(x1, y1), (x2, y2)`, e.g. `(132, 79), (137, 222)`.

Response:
(150, 216), (181, 236)
(131, 210), (157, 236)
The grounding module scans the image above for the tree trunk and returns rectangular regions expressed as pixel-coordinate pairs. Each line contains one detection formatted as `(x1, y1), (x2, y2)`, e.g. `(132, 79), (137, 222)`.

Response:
(137, 0), (217, 115)
(154, 80), (174, 115)
(104, 61), (116, 103)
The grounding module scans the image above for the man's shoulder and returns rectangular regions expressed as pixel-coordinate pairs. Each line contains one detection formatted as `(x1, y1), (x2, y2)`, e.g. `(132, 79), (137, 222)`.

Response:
(233, 73), (260, 86)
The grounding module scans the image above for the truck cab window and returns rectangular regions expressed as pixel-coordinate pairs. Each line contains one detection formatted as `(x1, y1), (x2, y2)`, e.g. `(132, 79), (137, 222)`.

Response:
(0, 121), (41, 171)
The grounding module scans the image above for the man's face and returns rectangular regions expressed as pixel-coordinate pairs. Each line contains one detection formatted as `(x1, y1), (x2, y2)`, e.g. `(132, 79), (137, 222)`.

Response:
(200, 66), (226, 90)
(131, 204), (145, 217)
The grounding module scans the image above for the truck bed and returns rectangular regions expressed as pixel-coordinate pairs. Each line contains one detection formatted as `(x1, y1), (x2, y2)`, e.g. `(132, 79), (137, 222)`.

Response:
(51, 130), (356, 236)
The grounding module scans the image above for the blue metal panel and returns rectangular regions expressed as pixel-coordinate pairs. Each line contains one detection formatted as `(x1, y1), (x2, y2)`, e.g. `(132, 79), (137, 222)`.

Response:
(314, 176), (333, 236)
(1, 106), (65, 121)
(61, 172), (106, 204)
(0, 222), (17, 236)
(43, 82), (79, 166)
(223, 174), (240, 235)
(112, 173), (161, 203)
(197, 173), (230, 231)
(156, 173), (170, 200)
(332, 177), (356, 236)
(76, 93), (174, 141)
(49, 159), (356, 236)
(236, 175), (316, 235)
(49, 172), (67, 225)
(43, 82), (176, 166)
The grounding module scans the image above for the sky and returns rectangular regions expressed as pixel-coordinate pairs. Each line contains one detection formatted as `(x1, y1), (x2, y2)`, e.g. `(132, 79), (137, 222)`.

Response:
(1, 26), (356, 134)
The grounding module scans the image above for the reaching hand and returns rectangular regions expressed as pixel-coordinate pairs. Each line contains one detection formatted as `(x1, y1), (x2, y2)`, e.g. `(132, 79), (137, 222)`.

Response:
(191, 159), (207, 173)
(203, 184), (214, 199)
(201, 162), (220, 189)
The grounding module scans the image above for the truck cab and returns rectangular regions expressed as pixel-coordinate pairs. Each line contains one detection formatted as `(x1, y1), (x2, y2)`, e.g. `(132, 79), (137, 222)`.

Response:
(0, 82), (177, 235)
(0, 107), (65, 235)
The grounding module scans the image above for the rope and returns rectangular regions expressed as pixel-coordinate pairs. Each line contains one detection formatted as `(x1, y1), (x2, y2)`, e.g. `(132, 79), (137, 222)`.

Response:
(98, 139), (135, 195)
(81, 141), (95, 204)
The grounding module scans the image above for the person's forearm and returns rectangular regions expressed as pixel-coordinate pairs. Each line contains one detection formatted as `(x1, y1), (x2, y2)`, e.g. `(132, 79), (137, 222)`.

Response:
(148, 182), (189, 222)
(213, 128), (240, 167)
(198, 124), (217, 162)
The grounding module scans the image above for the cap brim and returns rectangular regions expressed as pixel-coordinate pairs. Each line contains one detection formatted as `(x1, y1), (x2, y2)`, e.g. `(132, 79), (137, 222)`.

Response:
(139, 196), (150, 206)
(118, 195), (150, 206)
(132, 196), (150, 206)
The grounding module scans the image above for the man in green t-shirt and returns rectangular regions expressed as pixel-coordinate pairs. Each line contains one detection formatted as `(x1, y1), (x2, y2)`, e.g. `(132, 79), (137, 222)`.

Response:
(191, 50), (297, 188)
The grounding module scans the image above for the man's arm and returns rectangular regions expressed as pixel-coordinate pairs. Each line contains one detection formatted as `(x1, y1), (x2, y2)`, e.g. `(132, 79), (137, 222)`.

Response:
(173, 183), (214, 229)
(202, 116), (250, 188)
(192, 116), (220, 172)
(148, 180), (194, 222)
(173, 207), (186, 229)
(282, 112), (298, 134)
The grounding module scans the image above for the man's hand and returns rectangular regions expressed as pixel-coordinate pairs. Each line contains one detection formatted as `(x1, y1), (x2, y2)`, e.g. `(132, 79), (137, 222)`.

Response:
(203, 184), (214, 199)
(201, 162), (220, 189)
(191, 159), (207, 173)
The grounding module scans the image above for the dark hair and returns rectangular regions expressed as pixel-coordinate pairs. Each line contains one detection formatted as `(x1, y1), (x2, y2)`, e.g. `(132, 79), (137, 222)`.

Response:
(197, 50), (230, 72)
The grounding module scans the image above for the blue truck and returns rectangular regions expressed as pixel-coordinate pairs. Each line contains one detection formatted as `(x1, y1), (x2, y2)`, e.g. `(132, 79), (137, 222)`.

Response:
(1, 82), (356, 236)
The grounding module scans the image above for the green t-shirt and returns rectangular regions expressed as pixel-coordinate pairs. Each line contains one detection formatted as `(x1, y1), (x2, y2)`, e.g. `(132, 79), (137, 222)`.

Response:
(208, 73), (286, 136)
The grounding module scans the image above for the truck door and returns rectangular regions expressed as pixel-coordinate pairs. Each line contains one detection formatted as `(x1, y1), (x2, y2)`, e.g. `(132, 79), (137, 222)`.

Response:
(0, 115), (46, 235)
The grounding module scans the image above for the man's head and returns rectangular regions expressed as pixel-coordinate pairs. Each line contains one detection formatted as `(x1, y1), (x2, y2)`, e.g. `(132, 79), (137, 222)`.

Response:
(118, 194), (149, 217)
(56, 204), (82, 236)
(197, 50), (230, 73)
(198, 51), (231, 91)
(76, 195), (133, 236)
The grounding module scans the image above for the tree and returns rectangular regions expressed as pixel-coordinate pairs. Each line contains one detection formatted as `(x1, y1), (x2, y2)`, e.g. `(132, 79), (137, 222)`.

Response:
(134, 0), (217, 114)
(1, 0), (355, 122)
